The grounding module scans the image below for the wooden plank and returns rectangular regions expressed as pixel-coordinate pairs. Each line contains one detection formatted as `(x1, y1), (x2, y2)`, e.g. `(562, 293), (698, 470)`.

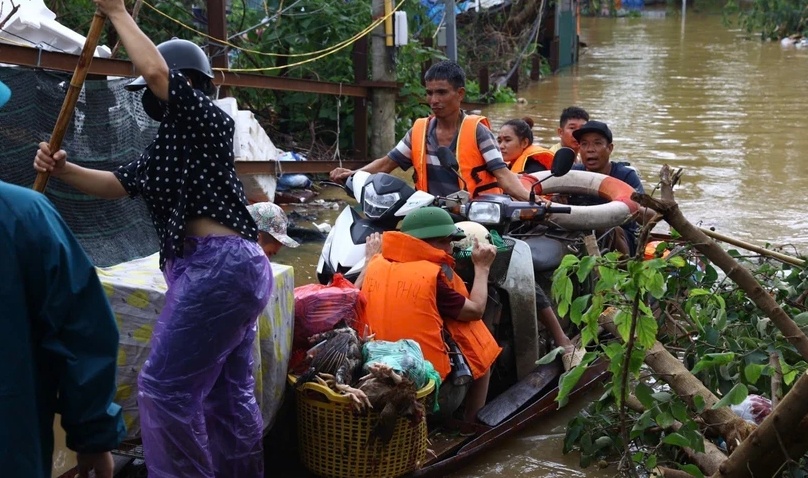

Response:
(0, 43), (374, 97)
(476, 361), (562, 427)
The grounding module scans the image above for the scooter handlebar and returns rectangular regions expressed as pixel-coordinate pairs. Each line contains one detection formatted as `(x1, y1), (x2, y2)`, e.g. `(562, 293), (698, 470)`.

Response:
(546, 205), (572, 214)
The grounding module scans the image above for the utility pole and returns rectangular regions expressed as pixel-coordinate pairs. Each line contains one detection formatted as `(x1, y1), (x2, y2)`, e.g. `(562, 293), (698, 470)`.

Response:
(444, 0), (457, 61)
(207, 0), (229, 96)
(369, 0), (396, 159)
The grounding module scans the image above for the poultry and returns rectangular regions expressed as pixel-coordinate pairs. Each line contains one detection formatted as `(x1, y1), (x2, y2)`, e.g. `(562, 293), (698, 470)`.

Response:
(296, 326), (370, 408)
(356, 363), (425, 447)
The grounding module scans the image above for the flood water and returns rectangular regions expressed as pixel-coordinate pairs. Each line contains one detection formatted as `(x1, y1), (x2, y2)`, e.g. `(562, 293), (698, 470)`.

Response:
(273, 10), (808, 477)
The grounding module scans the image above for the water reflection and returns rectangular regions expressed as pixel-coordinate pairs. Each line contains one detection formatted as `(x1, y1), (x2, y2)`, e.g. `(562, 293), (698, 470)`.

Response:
(485, 14), (808, 250)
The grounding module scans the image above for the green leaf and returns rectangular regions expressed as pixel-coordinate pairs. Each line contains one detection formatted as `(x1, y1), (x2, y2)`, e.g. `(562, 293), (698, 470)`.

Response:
(647, 270), (667, 299)
(570, 295), (591, 326)
(556, 364), (587, 408)
(656, 411), (675, 429)
(652, 391), (673, 403)
(559, 254), (580, 269)
(636, 314), (659, 349)
(689, 288), (711, 297)
(577, 256), (597, 283)
(679, 464), (706, 478)
(646, 454), (658, 470)
(634, 382), (655, 408)
(537, 346), (565, 365)
(614, 310), (632, 343)
(744, 363), (766, 384)
(712, 383), (749, 409)
(593, 436), (613, 450)
(631, 410), (654, 437)
(661, 432), (692, 447)
(671, 400), (690, 423)
(691, 352), (736, 374)
(668, 255), (687, 268)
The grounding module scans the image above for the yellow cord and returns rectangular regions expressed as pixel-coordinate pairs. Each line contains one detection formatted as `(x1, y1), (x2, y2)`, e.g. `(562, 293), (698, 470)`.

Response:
(142, 0), (404, 62)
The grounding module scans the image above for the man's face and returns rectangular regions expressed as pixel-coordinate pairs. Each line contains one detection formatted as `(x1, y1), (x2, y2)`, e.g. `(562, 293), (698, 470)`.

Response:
(558, 118), (588, 151)
(258, 232), (283, 258)
(577, 132), (614, 174)
(425, 80), (464, 120)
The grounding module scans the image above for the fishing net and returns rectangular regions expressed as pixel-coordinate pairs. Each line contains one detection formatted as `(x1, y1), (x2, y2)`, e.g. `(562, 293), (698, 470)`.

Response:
(0, 66), (159, 267)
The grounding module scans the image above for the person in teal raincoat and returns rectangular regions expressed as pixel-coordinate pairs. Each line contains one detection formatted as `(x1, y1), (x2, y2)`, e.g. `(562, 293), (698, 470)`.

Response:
(0, 79), (125, 478)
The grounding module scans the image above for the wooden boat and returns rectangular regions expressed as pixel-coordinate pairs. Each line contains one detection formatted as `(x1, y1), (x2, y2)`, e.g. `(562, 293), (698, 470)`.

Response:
(407, 359), (609, 477)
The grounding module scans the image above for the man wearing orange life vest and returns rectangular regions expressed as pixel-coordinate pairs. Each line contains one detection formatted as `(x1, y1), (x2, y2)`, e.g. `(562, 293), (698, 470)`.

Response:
(329, 60), (530, 201)
(360, 207), (501, 423)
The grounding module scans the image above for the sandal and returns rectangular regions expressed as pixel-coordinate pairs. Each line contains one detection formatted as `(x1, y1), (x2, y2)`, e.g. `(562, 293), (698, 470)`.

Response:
(561, 347), (586, 371)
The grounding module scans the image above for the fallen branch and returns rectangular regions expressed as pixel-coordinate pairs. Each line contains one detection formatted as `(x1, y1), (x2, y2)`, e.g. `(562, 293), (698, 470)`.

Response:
(633, 166), (808, 363)
(698, 227), (804, 268)
(625, 395), (726, 475)
(599, 308), (756, 451)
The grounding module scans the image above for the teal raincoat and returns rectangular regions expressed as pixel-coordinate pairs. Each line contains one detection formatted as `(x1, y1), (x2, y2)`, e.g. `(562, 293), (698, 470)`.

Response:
(0, 181), (125, 477)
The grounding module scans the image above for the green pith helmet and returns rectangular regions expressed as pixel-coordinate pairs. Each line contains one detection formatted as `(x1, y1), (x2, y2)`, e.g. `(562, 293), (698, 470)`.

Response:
(401, 207), (466, 240)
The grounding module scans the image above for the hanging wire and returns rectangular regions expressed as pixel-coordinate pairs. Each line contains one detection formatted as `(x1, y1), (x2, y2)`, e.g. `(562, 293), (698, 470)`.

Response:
(142, 0), (404, 61)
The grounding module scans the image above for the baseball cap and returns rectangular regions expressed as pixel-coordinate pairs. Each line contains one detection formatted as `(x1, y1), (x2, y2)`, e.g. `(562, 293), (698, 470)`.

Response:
(0, 80), (10, 109)
(247, 202), (300, 248)
(572, 120), (613, 144)
(401, 207), (466, 240)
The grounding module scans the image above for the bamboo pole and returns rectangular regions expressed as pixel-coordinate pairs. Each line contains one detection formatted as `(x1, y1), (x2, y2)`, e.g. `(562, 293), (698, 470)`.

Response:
(699, 227), (804, 268)
(33, 10), (107, 193)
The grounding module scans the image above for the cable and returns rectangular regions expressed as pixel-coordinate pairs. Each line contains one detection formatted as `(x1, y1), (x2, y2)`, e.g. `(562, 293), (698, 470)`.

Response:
(142, 0), (403, 60)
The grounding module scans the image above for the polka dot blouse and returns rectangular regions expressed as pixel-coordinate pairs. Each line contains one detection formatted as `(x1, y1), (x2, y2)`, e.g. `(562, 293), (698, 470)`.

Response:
(114, 70), (258, 269)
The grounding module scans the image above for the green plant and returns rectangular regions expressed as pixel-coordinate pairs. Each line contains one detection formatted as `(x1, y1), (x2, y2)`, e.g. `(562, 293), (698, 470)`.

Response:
(551, 241), (808, 473)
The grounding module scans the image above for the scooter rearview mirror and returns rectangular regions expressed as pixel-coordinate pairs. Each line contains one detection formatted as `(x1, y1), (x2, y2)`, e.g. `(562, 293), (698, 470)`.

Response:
(551, 147), (576, 177)
(529, 147), (577, 204)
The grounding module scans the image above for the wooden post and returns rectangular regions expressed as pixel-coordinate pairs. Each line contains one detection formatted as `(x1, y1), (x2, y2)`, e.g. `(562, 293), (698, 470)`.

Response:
(370, 0), (396, 159)
(507, 62), (519, 93)
(530, 55), (541, 81)
(207, 0), (229, 96)
(478, 66), (489, 95)
(352, 36), (369, 160)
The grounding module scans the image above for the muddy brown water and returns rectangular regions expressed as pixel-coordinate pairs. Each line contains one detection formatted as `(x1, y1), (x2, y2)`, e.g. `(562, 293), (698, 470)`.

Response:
(271, 11), (808, 477)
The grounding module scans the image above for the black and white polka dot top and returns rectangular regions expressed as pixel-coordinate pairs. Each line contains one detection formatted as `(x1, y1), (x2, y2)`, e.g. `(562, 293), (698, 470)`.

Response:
(114, 70), (258, 269)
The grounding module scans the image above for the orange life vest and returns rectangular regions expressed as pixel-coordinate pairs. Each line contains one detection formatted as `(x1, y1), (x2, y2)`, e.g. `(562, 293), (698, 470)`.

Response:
(509, 144), (554, 173)
(361, 231), (502, 380)
(410, 115), (503, 198)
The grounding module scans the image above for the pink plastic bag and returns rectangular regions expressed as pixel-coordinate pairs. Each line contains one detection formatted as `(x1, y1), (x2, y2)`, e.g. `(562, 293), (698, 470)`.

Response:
(293, 274), (366, 349)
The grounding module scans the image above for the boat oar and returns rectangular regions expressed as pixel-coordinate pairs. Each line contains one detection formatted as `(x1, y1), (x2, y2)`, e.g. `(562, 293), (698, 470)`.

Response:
(33, 10), (107, 193)
(699, 227), (805, 268)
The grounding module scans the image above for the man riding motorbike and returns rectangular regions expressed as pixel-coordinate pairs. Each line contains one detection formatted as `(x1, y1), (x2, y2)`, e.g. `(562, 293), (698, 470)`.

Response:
(329, 60), (530, 201)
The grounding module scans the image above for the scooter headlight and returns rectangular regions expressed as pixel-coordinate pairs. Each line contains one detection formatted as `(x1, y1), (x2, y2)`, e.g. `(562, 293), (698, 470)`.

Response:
(362, 183), (401, 219)
(466, 201), (502, 225)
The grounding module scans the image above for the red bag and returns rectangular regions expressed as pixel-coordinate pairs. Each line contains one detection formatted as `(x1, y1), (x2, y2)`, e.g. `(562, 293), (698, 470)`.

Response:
(293, 274), (367, 349)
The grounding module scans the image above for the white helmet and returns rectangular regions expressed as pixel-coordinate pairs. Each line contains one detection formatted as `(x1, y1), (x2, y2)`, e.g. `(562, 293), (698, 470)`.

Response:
(453, 221), (490, 250)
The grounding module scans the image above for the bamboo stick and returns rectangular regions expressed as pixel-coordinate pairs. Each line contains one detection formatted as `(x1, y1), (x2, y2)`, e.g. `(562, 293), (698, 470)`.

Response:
(699, 227), (804, 267)
(33, 10), (107, 193)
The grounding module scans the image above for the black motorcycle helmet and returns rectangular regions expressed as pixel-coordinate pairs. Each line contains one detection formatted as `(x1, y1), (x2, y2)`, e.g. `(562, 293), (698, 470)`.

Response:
(126, 38), (215, 121)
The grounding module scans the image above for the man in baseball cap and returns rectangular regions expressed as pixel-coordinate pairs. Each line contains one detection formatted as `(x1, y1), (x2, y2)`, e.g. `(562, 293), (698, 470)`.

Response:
(246, 202), (299, 258)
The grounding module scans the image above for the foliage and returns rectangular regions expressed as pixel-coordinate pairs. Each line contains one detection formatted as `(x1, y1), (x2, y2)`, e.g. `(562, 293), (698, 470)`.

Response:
(551, 240), (808, 472)
(45, 0), (532, 156)
(724, 0), (808, 40)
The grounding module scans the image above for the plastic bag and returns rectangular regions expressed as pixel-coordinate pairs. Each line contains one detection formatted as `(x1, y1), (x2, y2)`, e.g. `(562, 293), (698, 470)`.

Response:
(293, 274), (366, 349)
(362, 339), (442, 411)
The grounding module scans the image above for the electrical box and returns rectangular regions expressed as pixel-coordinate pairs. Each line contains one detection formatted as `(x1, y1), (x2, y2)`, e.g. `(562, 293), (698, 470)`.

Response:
(437, 26), (447, 47)
(394, 11), (409, 46)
